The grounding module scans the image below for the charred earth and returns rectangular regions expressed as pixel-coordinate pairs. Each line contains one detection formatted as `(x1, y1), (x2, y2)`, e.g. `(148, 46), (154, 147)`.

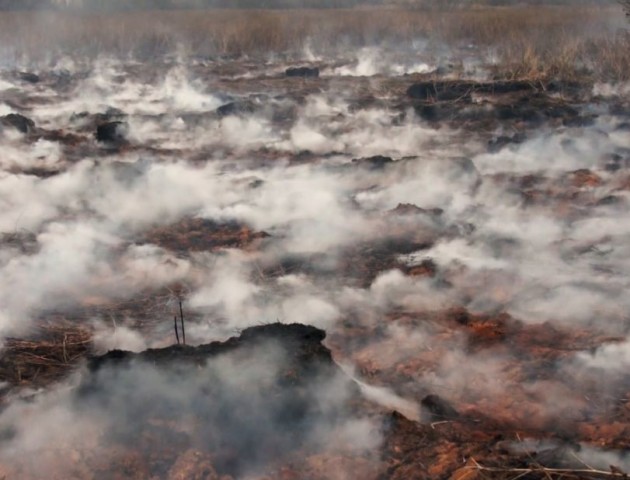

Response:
(1, 5), (630, 479)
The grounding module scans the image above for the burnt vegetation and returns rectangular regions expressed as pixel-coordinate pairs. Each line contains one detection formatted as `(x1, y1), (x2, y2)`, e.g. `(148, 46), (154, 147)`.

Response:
(0, 0), (629, 479)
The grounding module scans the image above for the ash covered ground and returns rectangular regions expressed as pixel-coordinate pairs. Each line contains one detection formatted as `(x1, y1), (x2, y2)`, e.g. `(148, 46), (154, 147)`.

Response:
(0, 24), (630, 480)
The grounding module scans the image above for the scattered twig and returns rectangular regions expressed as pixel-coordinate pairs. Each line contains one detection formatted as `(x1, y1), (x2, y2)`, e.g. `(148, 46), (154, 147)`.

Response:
(571, 450), (598, 472)
(468, 457), (629, 479)
(173, 315), (180, 345)
(179, 299), (186, 345)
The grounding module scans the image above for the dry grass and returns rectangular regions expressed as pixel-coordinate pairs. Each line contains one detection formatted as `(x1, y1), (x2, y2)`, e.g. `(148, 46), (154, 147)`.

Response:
(0, 322), (92, 391)
(468, 458), (629, 479)
(0, 5), (628, 81)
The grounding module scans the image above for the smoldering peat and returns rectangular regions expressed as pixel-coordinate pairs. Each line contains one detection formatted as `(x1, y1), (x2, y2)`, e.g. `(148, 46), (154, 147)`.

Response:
(0, 3), (630, 479)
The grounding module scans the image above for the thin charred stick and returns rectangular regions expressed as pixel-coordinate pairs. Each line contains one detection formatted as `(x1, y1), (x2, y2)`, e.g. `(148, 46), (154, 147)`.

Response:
(179, 299), (186, 345)
(174, 315), (180, 345)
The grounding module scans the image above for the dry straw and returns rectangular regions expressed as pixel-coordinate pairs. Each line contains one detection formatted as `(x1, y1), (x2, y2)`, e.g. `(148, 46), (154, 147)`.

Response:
(0, 5), (628, 81)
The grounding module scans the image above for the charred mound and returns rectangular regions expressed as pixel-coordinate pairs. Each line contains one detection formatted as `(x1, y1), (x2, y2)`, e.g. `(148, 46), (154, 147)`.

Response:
(75, 323), (365, 478)
(85, 322), (331, 373)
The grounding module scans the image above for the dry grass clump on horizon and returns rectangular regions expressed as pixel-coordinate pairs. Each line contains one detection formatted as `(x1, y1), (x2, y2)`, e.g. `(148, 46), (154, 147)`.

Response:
(0, 4), (628, 82)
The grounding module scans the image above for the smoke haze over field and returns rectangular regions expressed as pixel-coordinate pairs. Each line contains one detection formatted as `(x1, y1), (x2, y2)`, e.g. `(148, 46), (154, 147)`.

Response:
(0, 1), (629, 477)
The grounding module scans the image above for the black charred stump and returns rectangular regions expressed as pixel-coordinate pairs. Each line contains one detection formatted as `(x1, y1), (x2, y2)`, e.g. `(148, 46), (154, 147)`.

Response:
(216, 100), (258, 118)
(72, 106), (126, 127)
(285, 66), (320, 78)
(17, 72), (41, 83)
(1, 113), (35, 134)
(414, 103), (443, 122)
(79, 323), (356, 477)
(17, 71), (40, 83)
(95, 121), (129, 144)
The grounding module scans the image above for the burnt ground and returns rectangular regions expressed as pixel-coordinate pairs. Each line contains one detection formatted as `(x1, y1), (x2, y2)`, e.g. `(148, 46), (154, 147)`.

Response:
(140, 218), (271, 253)
(4, 321), (629, 479)
(0, 54), (630, 479)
